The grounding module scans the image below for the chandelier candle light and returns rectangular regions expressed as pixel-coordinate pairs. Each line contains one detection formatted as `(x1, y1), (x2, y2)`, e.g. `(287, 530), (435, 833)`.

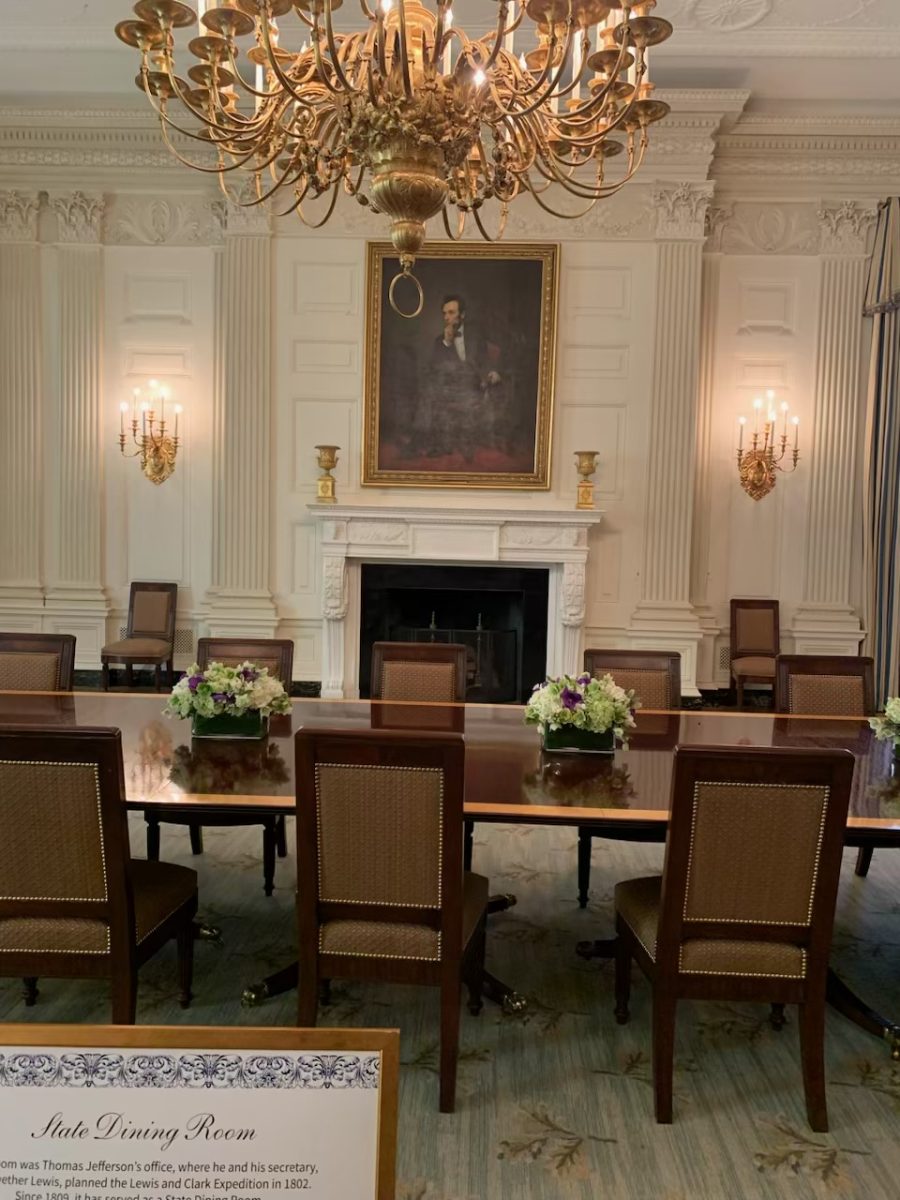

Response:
(118, 379), (182, 485)
(114, 1), (673, 316)
(736, 390), (800, 502)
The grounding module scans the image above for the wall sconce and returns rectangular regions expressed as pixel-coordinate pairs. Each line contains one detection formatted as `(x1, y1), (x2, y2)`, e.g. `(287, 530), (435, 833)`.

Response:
(118, 379), (181, 485)
(736, 390), (800, 501)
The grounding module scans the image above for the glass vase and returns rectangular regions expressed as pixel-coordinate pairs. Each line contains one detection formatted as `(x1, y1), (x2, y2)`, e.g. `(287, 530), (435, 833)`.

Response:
(541, 725), (615, 755)
(191, 711), (267, 740)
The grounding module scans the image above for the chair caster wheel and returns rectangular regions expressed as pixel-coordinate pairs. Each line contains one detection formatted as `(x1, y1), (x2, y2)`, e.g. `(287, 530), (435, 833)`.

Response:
(502, 991), (528, 1016)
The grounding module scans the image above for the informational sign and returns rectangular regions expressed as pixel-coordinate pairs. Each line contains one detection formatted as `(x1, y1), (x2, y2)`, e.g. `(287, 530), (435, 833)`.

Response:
(0, 1026), (398, 1200)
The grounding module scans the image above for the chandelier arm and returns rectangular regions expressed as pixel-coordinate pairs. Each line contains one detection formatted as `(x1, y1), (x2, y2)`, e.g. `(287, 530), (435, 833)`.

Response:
(478, 2), (511, 75)
(565, 37), (634, 124)
(441, 204), (468, 240)
(157, 113), (264, 174)
(375, 8), (389, 78)
(432, 0), (451, 70)
(294, 182), (342, 229)
(521, 174), (598, 220)
(472, 201), (509, 244)
(486, 27), (578, 123)
(150, 57), (248, 137)
(357, 0), (377, 19)
(257, 18), (331, 108)
(323, 1), (359, 95)
(396, 0), (415, 101)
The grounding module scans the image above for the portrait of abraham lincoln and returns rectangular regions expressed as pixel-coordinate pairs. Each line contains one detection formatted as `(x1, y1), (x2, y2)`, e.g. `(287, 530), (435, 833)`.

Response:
(363, 243), (558, 488)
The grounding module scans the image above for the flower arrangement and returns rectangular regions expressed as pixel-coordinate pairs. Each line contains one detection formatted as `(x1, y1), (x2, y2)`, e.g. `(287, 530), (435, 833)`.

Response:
(524, 672), (638, 743)
(164, 661), (291, 721)
(869, 697), (900, 747)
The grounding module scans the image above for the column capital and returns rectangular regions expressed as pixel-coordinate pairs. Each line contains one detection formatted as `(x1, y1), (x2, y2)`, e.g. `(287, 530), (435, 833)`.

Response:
(652, 182), (714, 242)
(816, 199), (879, 256)
(221, 197), (272, 238)
(0, 190), (40, 243)
(50, 191), (105, 244)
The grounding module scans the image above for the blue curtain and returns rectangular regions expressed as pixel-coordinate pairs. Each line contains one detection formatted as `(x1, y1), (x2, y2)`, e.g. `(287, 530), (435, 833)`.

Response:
(862, 198), (900, 706)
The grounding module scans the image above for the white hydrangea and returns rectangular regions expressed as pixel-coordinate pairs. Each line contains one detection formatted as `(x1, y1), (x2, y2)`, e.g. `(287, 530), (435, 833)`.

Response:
(524, 672), (638, 742)
(164, 660), (291, 721)
(869, 696), (900, 744)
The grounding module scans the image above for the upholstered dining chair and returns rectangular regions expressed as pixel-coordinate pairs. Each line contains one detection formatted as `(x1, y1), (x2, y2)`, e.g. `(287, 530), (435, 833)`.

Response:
(613, 745), (854, 1130)
(776, 654), (876, 877)
(0, 632), (76, 692)
(730, 598), (780, 708)
(371, 641), (468, 703)
(145, 636), (295, 895)
(295, 728), (489, 1112)
(101, 581), (178, 692)
(576, 649), (681, 908)
(0, 725), (198, 1022)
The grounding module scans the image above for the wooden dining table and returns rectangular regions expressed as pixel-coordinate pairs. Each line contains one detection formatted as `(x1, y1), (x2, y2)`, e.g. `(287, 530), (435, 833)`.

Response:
(1, 691), (898, 1055)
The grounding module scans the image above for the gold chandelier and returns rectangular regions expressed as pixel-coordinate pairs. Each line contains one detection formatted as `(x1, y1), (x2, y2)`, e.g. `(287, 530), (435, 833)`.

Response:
(115, 0), (673, 315)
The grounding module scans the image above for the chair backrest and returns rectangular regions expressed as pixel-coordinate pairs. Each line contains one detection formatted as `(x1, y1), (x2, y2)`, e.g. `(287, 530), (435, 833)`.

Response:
(730, 599), (780, 659)
(196, 638), (294, 684)
(371, 642), (468, 704)
(775, 655), (875, 716)
(656, 746), (854, 980)
(126, 582), (178, 643)
(0, 633), (76, 692)
(583, 649), (681, 710)
(295, 729), (465, 961)
(0, 726), (135, 960)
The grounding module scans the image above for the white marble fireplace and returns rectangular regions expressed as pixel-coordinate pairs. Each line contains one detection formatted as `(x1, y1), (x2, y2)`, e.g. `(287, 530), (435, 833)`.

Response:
(306, 504), (603, 699)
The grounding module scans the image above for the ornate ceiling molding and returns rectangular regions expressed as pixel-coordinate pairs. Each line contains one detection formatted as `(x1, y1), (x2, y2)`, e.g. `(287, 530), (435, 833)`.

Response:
(705, 198), (879, 255)
(0, 189), (39, 243)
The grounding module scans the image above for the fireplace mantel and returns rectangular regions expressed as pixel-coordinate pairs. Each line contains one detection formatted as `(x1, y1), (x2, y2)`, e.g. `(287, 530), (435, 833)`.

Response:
(306, 504), (603, 698)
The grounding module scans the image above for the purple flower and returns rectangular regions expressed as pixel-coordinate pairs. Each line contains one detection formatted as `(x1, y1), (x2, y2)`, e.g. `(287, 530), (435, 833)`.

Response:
(242, 668), (259, 682)
(212, 692), (230, 704)
(577, 673), (591, 686)
(560, 687), (584, 710)
(187, 674), (203, 692)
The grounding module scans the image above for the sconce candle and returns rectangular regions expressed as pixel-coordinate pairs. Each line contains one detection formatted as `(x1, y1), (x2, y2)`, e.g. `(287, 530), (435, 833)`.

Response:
(735, 392), (801, 501)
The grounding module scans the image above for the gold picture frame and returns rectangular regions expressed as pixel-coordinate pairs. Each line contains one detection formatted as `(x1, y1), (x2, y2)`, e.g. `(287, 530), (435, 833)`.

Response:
(363, 242), (559, 489)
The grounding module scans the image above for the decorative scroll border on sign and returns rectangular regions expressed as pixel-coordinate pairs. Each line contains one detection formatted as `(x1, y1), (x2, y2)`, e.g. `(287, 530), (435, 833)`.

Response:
(0, 1052), (381, 1090)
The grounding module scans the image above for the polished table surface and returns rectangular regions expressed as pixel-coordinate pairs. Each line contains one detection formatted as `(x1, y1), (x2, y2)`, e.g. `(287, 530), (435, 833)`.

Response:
(1, 692), (899, 842)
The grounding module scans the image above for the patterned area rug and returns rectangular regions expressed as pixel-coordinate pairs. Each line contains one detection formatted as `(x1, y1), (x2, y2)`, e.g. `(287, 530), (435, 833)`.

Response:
(2, 817), (899, 1200)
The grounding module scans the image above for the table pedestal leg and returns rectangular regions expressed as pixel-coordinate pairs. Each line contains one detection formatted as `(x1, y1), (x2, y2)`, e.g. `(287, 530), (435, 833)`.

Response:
(242, 893), (527, 1012)
(827, 969), (900, 1061)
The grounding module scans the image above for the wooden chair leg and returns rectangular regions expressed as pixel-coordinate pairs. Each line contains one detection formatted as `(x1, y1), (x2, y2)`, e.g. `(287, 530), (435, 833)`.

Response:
(101, 661), (109, 691)
(577, 827), (592, 908)
(275, 815), (288, 858)
(770, 1002), (787, 1031)
(262, 819), (276, 896)
(463, 819), (474, 871)
(22, 977), (39, 1006)
(154, 663), (162, 692)
(736, 677), (744, 709)
(613, 917), (631, 1025)
(111, 971), (138, 1024)
(146, 814), (161, 861)
(798, 998), (828, 1132)
(177, 920), (195, 1009)
(188, 823), (204, 855)
(855, 846), (874, 877)
(463, 917), (486, 1017)
(651, 992), (677, 1124)
(439, 968), (461, 1113)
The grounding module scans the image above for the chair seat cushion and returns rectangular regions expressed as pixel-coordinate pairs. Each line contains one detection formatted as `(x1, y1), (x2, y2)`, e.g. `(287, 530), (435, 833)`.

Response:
(319, 871), (489, 962)
(615, 875), (806, 980)
(131, 859), (198, 944)
(731, 656), (776, 678)
(0, 860), (196, 956)
(102, 638), (171, 660)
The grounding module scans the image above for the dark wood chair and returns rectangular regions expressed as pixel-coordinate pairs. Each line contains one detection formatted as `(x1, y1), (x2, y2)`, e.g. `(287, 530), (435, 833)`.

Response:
(730, 598), (780, 708)
(577, 650), (681, 908)
(776, 654), (876, 877)
(613, 745), (854, 1130)
(0, 632), (76, 691)
(145, 637), (295, 895)
(371, 641), (468, 703)
(101, 581), (178, 692)
(295, 728), (488, 1112)
(0, 725), (197, 1022)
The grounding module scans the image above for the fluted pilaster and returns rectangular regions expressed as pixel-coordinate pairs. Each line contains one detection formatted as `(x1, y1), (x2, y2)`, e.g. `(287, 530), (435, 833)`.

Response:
(793, 201), (877, 654)
(206, 202), (277, 636)
(0, 192), (43, 610)
(44, 192), (109, 661)
(630, 184), (711, 695)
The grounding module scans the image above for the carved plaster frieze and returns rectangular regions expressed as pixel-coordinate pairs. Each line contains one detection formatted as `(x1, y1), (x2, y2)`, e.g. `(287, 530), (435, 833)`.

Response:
(50, 190), (105, 243)
(105, 195), (223, 245)
(0, 190), (40, 242)
(720, 202), (820, 255)
(560, 562), (586, 628)
(322, 556), (348, 621)
(817, 199), (879, 255)
(346, 521), (408, 544)
(652, 182), (714, 241)
(500, 192), (654, 242)
(500, 525), (586, 550)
